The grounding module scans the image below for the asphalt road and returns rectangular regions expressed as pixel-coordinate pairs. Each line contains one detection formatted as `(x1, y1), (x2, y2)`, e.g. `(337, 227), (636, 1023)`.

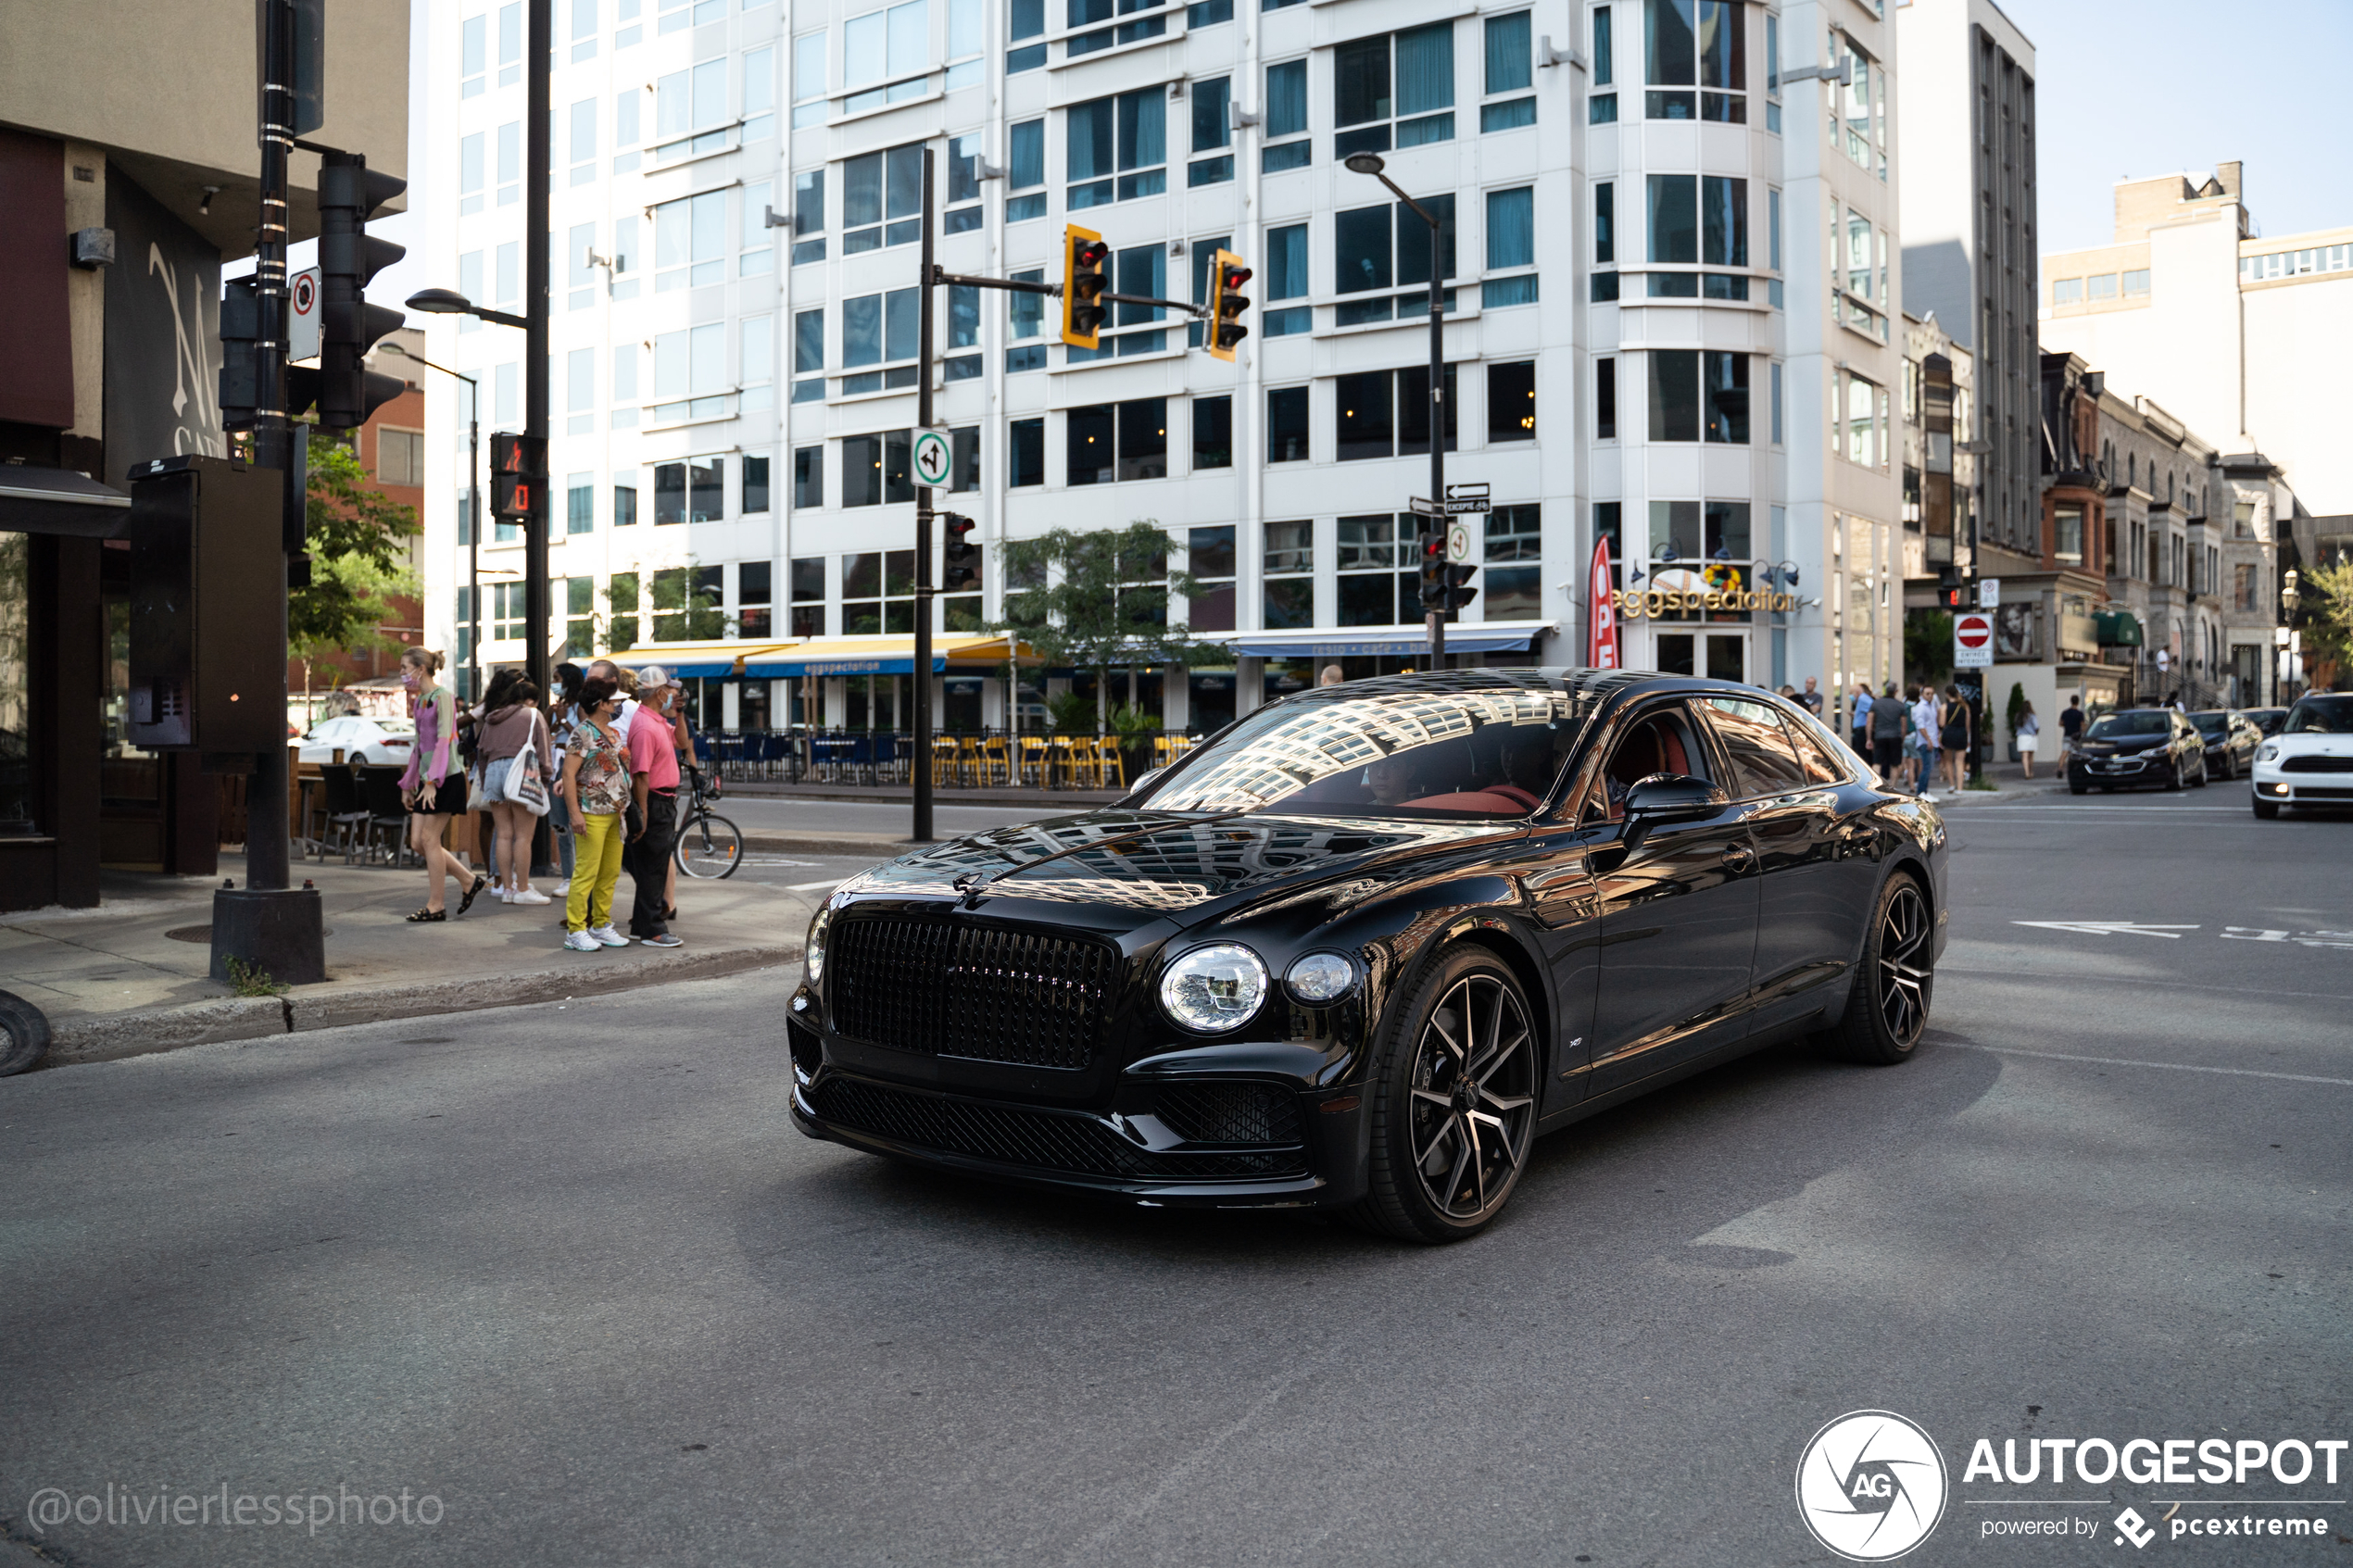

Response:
(721, 797), (1088, 840)
(4, 790), (2347, 1567)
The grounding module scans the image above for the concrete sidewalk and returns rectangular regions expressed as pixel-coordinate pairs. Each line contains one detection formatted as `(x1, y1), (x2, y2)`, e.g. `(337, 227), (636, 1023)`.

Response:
(0, 853), (809, 1068)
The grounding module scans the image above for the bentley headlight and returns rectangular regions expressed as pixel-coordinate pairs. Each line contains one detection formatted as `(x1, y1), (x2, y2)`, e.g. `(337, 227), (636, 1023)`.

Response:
(1285, 951), (1359, 1005)
(805, 905), (832, 985)
(2258, 743), (2279, 762)
(1160, 944), (1268, 1032)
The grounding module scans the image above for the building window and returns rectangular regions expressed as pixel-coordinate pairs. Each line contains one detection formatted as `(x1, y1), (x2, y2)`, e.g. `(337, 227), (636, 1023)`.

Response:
(1489, 361), (1534, 443)
(842, 432), (913, 508)
(738, 560), (773, 639)
(1646, 0), (1743, 122)
(564, 578), (596, 662)
(461, 14), (485, 96)
(1649, 351), (1748, 444)
(1067, 87), (1165, 210)
(1006, 119), (1047, 220)
(841, 286), (920, 393)
(1008, 0), (1046, 72)
(1193, 395), (1233, 470)
(494, 581), (528, 641)
(1066, 398), (1168, 484)
(1596, 357), (1617, 440)
(793, 308), (824, 404)
(742, 181), (775, 278)
(653, 189), (727, 291)
(497, 119), (521, 205)
(609, 571), (638, 652)
(1336, 22), (1455, 159)
(1481, 13), (1535, 131)
(568, 472), (595, 535)
(1067, 0), (1170, 59)
(738, 315), (772, 411)
(1837, 369), (1886, 470)
(842, 549), (916, 634)
(653, 59), (729, 161)
(1264, 521), (1315, 628)
(1007, 268), (1047, 373)
(792, 31), (826, 128)
(1764, 10), (1780, 132)
(791, 169), (825, 265)
(790, 556), (825, 636)
(377, 428), (424, 486)
(613, 480), (637, 528)
(1484, 504), (1541, 620)
(1335, 195), (1456, 326)
(1263, 386), (1310, 464)
(843, 144), (924, 254)
(1833, 31), (1887, 179)
(793, 445), (822, 508)
(1190, 76), (1235, 186)
(744, 455), (770, 515)
(1595, 182), (1615, 266)
(1483, 186), (1537, 307)
(1647, 498), (1748, 562)
(945, 132), (985, 233)
(569, 98), (598, 186)
(1188, 525), (1236, 632)
(2121, 269), (2150, 297)
(1264, 223), (1310, 335)
(1010, 418), (1045, 487)
(1590, 4), (1617, 121)
(1337, 366), (1458, 461)
(843, 0), (928, 112)
(651, 457), (725, 525)
(650, 566), (725, 642)
(614, 87), (642, 176)
(1649, 173), (1695, 262)
(2054, 505), (2084, 565)
(650, 323), (727, 421)
(1338, 514), (1415, 626)
(1263, 59), (1311, 172)
(1769, 360), (1783, 445)
(1186, 232), (1233, 348)
(1767, 186), (1783, 307)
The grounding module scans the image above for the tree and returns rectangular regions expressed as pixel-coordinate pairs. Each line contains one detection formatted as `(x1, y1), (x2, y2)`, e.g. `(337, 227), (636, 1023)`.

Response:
(1905, 609), (1954, 688)
(291, 425), (420, 681)
(988, 521), (1204, 733)
(2295, 559), (2353, 691)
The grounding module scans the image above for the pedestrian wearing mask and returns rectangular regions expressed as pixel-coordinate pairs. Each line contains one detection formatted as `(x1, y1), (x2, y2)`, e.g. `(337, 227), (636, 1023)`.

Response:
(559, 674), (633, 950)
(475, 677), (557, 903)
(623, 666), (685, 947)
(396, 647), (488, 922)
(546, 661), (585, 896)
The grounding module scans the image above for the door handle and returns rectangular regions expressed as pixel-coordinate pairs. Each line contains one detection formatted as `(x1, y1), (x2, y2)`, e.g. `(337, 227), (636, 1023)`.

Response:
(1722, 843), (1755, 872)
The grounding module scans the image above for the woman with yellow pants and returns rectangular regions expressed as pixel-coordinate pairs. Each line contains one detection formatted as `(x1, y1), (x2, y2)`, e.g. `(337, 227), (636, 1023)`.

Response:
(559, 674), (634, 949)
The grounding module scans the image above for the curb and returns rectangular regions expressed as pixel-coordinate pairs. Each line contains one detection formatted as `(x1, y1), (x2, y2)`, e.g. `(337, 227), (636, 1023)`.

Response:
(743, 834), (920, 859)
(42, 941), (802, 1069)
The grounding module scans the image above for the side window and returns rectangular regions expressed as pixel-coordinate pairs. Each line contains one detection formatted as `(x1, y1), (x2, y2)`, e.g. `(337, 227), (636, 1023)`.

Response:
(1589, 702), (1714, 822)
(1703, 697), (1811, 797)
(1784, 712), (1848, 784)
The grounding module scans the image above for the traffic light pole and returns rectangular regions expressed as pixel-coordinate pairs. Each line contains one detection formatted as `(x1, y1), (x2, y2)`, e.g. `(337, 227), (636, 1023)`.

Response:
(912, 148), (936, 845)
(523, 0), (555, 872)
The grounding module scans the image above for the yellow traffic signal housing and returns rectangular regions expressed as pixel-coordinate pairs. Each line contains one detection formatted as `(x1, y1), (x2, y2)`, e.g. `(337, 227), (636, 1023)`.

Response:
(1207, 248), (1252, 362)
(1062, 223), (1110, 348)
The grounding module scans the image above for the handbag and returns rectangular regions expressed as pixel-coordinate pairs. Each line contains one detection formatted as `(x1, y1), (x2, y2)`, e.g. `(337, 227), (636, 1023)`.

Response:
(503, 709), (552, 816)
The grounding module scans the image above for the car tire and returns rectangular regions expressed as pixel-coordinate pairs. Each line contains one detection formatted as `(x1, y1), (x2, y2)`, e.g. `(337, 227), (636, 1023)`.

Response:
(1821, 875), (1933, 1066)
(2193, 758), (2209, 788)
(0, 990), (53, 1077)
(2069, 778), (2088, 796)
(2253, 794), (2280, 820)
(1344, 945), (1540, 1245)
(2164, 759), (2183, 790)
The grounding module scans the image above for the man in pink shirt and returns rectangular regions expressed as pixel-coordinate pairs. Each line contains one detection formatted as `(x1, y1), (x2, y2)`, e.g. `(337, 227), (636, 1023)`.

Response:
(623, 665), (685, 947)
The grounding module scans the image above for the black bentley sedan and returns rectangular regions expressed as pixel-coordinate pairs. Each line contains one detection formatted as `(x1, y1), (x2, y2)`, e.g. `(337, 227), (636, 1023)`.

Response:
(786, 671), (1949, 1243)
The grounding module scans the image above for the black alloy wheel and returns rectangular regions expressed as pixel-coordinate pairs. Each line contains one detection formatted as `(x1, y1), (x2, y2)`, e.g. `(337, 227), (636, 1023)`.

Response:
(2192, 755), (2210, 787)
(2164, 757), (2184, 790)
(1348, 947), (1539, 1243)
(1824, 876), (1933, 1065)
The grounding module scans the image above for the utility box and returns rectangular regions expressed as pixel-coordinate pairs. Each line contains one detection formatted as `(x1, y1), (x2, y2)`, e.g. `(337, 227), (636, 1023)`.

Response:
(122, 455), (285, 753)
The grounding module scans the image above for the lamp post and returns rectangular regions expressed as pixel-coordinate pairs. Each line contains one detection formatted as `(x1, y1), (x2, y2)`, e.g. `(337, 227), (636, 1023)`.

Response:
(379, 343), (481, 699)
(1344, 151), (1448, 671)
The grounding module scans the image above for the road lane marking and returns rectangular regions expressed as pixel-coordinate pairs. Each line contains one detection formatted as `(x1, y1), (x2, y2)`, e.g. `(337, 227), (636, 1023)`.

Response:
(1937, 967), (2353, 1003)
(2012, 921), (2198, 937)
(1975, 1046), (2353, 1087)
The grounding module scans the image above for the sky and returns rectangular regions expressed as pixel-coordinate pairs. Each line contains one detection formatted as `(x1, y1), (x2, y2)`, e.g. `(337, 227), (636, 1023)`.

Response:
(1997, 0), (2353, 253)
(252, 0), (2353, 321)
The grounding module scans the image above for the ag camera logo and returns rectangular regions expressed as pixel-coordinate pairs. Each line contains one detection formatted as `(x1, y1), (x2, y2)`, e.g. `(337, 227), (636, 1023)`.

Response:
(1796, 1411), (1949, 1561)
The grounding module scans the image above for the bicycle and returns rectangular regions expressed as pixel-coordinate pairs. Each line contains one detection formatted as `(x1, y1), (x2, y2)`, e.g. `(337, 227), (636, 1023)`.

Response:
(672, 767), (743, 879)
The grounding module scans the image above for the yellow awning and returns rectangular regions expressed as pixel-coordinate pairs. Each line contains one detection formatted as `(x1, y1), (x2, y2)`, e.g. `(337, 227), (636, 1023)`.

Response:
(749, 634), (1034, 677)
(608, 640), (800, 677)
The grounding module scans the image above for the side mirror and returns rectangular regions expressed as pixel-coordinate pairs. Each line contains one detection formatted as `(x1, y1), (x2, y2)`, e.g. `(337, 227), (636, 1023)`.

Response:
(1618, 772), (1725, 857)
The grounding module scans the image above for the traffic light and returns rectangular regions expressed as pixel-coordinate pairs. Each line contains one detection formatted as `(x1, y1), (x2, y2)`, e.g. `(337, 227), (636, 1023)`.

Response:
(315, 152), (409, 429)
(490, 432), (547, 521)
(1206, 248), (1252, 362)
(1933, 575), (1971, 611)
(1441, 563), (1478, 611)
(219, 279), (322, 431)
(941, 512), (979, 591)
(1417, 530), (1447, 608)
(1062, 224), (1110, 348)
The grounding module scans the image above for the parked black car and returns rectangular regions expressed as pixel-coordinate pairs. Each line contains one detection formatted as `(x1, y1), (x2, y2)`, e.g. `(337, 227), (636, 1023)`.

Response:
(2243, 707), (2290, 738)
(2068, 709), (2208, 793)
(787, 671), (1950, 1243)
(2188, 709), (2263, 780)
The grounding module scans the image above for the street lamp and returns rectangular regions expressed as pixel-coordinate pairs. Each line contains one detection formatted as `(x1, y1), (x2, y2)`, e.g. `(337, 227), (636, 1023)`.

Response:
(1344, 151), (1450, 670)
(378, 342), (482, 701)
(405, 287), (531, 332)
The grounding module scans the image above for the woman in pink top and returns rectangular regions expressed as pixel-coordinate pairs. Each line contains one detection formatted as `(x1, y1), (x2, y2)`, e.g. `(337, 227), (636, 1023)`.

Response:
(397, 647), (489, 922)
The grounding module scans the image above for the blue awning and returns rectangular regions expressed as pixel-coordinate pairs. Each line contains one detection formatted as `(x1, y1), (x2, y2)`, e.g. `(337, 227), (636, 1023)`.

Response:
(1223, 622), (1554, 659)
(748, 653), (954, 677)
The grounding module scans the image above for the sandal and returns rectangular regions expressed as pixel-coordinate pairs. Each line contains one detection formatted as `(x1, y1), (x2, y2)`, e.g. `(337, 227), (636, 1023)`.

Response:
(407, 908), (447, 922)
(457, 873), (488, 915)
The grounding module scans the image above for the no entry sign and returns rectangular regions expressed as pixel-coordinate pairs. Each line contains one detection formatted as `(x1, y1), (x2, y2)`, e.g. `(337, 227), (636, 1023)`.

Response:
(1954, 611), (1993, 670)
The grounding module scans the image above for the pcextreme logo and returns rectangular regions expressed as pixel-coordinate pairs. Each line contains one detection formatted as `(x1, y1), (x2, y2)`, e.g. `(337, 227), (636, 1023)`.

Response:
(1796, 1411), (1951, 1562)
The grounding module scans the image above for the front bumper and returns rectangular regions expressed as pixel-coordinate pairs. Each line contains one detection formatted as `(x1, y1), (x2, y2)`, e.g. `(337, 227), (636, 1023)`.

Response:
(2249, 763), (2353, 806)
(2071, 750), (2167, 783)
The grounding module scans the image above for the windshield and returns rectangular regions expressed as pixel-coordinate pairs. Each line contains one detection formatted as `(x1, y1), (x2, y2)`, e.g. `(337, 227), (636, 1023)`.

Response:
(1133, 675), (1592, 818)
(2087, 711), (2171, 739)
(2284, 695), (2353, 734)
(2190, 710), (2230, 732)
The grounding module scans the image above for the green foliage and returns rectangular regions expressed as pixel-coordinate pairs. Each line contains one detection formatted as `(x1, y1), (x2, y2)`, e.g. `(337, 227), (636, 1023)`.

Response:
(1106, 703), (1162, 737)
(2006, 681), (2028, 739)
(988, 522), (1206, 706)
(293, 426), (421, 664)
(225, 957), (287, 998)
(1905, 609), (1955, 686)
(1046, 691), (1098, 734)
(2297, 560), (2353, 690)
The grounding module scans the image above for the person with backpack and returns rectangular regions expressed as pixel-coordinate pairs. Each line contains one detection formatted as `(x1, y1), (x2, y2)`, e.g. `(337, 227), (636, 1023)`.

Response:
(474, 677), (557, 905)
(1869, 681), (1907, 789)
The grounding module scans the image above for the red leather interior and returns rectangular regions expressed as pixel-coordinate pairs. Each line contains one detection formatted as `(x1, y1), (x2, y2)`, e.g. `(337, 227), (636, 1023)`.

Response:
(1402, 789), (1532, 815)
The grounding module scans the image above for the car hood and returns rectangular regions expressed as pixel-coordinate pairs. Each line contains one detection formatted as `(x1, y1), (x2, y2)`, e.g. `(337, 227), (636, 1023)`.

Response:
(838, 809), (1521, 928)
(2271, 733), (2353, 756)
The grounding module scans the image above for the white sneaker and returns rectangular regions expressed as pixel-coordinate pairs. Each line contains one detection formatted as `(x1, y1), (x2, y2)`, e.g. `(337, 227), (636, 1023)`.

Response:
(495, 884), (513, 902)
(563, 930), (601, 951)
(589, 924), (631, 947)
(510, 887), (551, 905)
(550, 879), (571, 897)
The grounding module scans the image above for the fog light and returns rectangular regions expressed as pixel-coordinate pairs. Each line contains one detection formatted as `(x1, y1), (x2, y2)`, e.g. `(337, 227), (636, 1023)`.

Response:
(2268, 781), (2291, 797)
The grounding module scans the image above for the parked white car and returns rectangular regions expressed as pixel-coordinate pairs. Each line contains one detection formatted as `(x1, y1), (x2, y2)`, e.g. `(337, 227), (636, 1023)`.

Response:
(2250, 693), (2353, 818)
(297, 714), (416, 767)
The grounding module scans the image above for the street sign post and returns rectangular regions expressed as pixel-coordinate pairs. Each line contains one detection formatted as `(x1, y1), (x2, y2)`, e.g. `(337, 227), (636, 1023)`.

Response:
(911, 429), (954, 489)
(288, 266), (321, 362)
(1446, 521), (1472, 563)
(1979, 577), (2001, 609)
(1955, 611), (1994, 669)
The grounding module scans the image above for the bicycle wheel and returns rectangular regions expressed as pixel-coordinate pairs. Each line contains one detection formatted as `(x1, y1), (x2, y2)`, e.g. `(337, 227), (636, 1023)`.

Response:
(674, 811), (743, 879)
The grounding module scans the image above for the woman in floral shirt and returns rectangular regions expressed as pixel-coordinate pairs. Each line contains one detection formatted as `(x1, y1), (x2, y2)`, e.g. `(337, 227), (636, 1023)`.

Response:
(559, 674), (635, 949)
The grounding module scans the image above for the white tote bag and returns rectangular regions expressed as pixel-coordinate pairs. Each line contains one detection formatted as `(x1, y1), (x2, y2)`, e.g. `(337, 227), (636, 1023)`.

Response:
(504, 709), (553, 816)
